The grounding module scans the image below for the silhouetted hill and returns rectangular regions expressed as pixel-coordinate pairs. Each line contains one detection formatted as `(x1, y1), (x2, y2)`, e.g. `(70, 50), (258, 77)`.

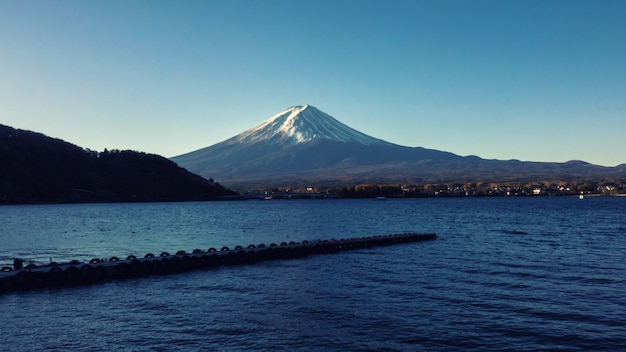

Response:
(0, 124), (236, 204)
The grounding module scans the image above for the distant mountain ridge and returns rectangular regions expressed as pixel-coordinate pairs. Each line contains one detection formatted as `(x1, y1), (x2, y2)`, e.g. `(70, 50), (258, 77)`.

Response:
(0, 124), (236, 204)
(172, 105), (626, 189)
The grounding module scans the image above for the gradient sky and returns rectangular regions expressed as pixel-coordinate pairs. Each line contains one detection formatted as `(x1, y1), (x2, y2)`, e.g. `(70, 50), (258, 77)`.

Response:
(1, 0), (624, 166)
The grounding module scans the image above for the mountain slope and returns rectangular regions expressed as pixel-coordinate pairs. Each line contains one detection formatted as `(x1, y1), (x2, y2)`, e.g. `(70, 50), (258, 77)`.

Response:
(172, 105), (626, 189)
(0, 124), (236, 203)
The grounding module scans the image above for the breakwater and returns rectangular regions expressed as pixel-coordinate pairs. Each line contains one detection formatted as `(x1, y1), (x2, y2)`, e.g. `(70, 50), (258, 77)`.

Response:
(0, 233), (436, 293)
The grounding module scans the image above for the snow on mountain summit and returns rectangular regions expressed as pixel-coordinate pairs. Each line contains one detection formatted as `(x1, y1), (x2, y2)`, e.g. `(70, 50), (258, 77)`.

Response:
(234, 105), (392, 146)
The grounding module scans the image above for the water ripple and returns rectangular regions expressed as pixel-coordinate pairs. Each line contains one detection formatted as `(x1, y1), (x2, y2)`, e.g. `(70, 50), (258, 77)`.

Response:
(1, 198), (625, 351)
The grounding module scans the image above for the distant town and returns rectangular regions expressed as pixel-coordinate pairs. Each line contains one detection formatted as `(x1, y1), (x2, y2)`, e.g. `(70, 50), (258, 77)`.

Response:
(242, 181), (626, 199)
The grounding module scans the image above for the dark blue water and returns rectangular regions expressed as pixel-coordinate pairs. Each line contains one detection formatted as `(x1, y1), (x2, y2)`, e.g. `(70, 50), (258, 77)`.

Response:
(1, 197), (625, 351)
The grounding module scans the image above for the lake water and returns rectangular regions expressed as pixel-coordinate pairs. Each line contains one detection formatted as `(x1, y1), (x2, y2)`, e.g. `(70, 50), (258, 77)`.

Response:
(1, 197), (625, 351)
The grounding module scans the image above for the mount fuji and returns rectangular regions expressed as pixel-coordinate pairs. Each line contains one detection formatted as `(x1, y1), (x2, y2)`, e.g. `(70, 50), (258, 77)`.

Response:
(228, 104), (392, 146)
(171, 105), (625, 189)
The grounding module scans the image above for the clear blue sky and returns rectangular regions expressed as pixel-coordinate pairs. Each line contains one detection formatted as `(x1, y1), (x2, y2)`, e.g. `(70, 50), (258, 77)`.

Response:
(1, 0), (624, 166)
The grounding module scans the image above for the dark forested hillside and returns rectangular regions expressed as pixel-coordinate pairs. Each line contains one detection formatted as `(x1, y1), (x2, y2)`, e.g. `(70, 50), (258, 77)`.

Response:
(0, 124), (236, 204)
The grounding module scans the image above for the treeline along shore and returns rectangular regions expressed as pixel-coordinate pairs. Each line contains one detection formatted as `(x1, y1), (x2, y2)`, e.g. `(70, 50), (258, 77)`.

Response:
(2, 123), (624, 204)
(247, 181), (626, 199)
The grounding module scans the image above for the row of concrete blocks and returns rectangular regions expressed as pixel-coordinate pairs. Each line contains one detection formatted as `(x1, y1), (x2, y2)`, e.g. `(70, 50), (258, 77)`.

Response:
(0, 233), (436, 293)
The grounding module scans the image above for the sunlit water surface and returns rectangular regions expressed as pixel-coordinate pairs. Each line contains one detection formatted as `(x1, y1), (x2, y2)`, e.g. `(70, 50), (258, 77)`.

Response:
(1, 197), (625, 351)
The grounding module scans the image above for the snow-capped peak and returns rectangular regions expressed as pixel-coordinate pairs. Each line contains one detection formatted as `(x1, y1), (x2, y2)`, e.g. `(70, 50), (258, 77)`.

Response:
(234, 105), (391, 146)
